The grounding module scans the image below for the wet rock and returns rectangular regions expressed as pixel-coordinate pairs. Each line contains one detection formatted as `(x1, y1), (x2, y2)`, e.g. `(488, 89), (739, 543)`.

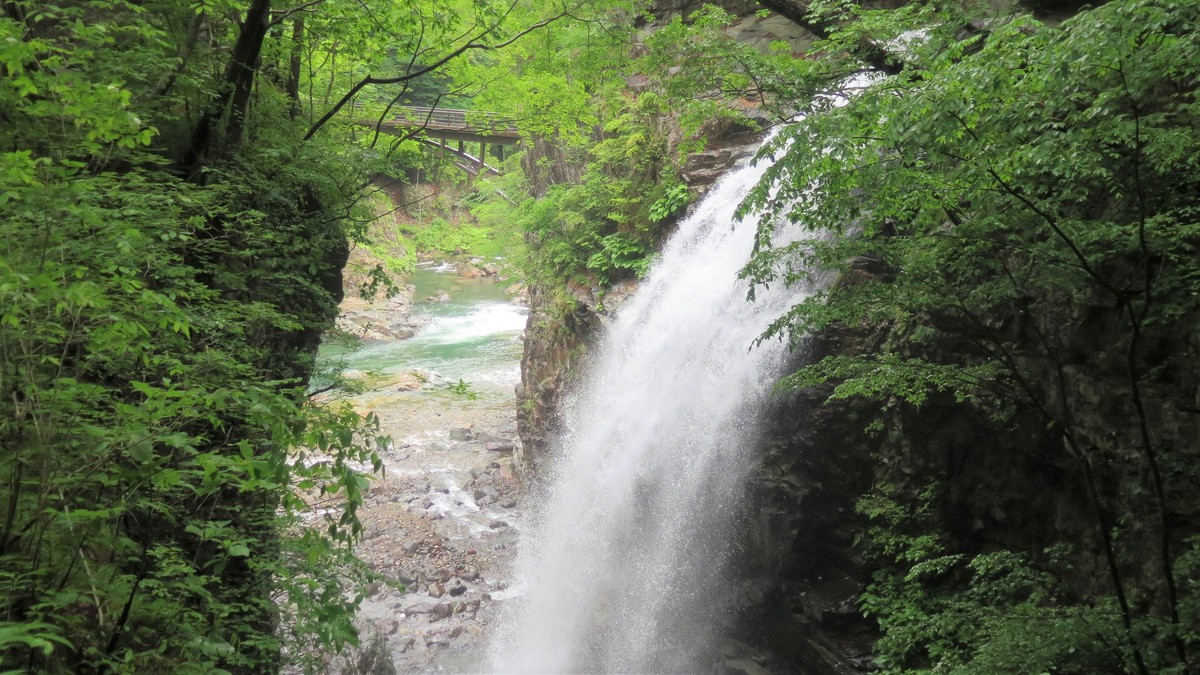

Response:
(428, 289), (451, 302)
(458, 265), (487, 279)
(485, 441), (514, 453)
(474, 431), (506, 444)
(448, 583), (468, 597)
(473, 487), (498, 502)
(405, 601), (441, 615)
(500, 499), (517, 509)
(488, 519), (509, 529)
(448, 427), (474, 442)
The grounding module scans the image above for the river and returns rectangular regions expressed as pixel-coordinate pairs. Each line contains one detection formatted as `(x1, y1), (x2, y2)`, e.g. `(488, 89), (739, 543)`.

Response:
(314, 263), (528, 673)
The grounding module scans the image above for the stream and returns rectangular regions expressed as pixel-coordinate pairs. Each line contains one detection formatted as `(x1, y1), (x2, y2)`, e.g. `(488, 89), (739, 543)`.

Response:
(315, 263), (528, 673)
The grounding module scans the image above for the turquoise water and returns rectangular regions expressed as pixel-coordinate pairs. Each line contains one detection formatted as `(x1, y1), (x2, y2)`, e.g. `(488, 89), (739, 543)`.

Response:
(320, 265), (526, 394)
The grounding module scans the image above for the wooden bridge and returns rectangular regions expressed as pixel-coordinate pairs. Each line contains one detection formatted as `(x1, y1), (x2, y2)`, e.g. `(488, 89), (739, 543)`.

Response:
(365, 106), (521, 178)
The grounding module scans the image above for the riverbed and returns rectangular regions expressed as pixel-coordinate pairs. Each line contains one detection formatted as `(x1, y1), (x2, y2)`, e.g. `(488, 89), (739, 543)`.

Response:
(315, 264), (527, 673)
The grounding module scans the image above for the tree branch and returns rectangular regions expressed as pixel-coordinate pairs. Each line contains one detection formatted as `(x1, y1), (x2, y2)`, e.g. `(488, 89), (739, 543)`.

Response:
(304, 9), (571, 141)
(267, 0), (327, 29)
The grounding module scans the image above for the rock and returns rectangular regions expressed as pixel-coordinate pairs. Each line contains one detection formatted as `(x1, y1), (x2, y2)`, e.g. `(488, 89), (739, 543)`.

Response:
(448, 583), (467, 597)
(489, 520), (509, 529)
(405, 601), (441, 615)
(430, 582), (445, 598)
(428, 289), (451, 302)
(458, 265), (487, 279)
(500, 499), (517, 509)
(448, 427), (474, 442)
(402, 540), (421, 554)
(394, 569), (418, 585)
(473, 487), (498, 502)
(485, 441), (514, 453)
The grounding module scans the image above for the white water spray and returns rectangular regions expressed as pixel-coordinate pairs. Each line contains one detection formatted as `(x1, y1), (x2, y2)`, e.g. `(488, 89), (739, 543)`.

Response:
(488, 134), (812, 673)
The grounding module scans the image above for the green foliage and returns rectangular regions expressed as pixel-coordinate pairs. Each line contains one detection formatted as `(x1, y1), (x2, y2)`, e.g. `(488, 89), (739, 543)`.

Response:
(468, 2), (793, 290)
(639, 5), (802, 142)
(447, 378), (480, 400)
(0, 0), (399, 671)
(742, 0), (1200, 671)
(649, 183), (691, 223)
(858, 490), (1127, 674)
(406, 217), (491, 258)
(499, 93), (694, 287)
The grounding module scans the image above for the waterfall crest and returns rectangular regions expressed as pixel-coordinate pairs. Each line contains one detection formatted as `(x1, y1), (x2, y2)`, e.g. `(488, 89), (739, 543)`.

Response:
(488, 135), (808, 673)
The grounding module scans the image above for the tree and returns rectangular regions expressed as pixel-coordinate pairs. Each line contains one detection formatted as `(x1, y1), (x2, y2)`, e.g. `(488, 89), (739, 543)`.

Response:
(741, 0), (1200, 671)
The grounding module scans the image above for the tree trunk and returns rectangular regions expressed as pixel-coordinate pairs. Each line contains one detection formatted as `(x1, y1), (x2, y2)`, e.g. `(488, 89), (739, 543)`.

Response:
(183, 0), (272, 179)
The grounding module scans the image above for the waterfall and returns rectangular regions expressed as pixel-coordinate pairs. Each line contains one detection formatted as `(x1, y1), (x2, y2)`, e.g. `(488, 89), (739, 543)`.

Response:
(488, 134), (809, 673)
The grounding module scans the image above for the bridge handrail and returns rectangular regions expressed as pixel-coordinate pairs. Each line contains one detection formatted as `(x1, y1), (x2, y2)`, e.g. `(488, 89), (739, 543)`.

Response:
(393, 106), (519, 132)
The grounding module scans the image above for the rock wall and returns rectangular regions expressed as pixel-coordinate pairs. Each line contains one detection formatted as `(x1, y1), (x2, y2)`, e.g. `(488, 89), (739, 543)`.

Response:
(513, 284), (598, 474)
(732, 328), (884, 673)
(730, 273), (1200, 672)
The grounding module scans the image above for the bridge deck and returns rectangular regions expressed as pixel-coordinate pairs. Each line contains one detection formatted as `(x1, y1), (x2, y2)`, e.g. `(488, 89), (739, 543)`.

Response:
(381, 106), (521, 145)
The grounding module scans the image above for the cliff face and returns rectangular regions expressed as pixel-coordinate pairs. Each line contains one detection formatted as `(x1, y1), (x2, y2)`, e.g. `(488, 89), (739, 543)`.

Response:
(514, 283), (598, 473)
(732, 285), (1200, 672)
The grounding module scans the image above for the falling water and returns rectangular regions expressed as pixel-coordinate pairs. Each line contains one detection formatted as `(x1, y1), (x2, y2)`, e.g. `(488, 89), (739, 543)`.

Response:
(488, 134), (811, 673)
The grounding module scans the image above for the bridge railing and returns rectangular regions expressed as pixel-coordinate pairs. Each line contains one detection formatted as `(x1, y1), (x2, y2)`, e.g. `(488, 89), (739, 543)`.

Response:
(392, 106), (519, 133)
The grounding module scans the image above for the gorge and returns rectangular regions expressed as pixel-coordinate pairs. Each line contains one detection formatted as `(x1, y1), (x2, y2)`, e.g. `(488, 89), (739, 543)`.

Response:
(3, 0), (1199, 673)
